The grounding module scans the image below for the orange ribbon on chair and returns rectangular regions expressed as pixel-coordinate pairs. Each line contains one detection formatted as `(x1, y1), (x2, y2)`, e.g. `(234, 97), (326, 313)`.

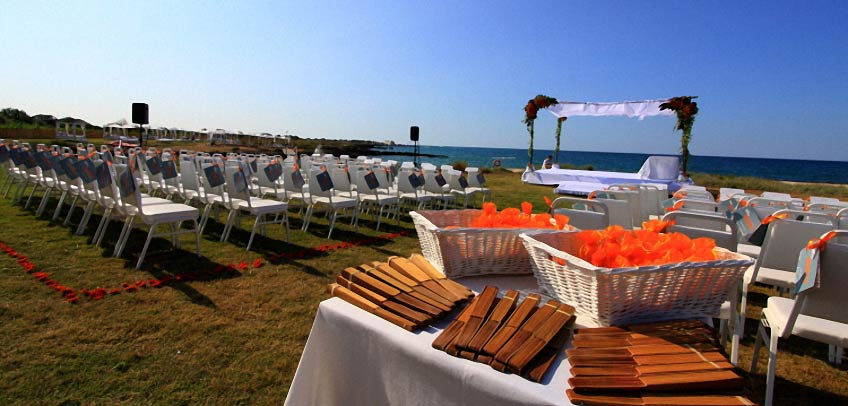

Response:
(807, 231), (837, 250)
(761, 212), (790, 225)
(665, 201), (685, 213)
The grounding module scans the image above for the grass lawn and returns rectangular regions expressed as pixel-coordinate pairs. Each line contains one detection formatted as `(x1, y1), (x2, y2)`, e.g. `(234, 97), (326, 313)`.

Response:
(0, 167), (846, 405)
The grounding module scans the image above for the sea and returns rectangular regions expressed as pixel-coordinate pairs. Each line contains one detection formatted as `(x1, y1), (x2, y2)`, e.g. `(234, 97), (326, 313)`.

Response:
(373, 145), (847, 184)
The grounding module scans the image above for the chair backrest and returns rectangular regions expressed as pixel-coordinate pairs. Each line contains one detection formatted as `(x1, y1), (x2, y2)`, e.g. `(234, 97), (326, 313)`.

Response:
(179, 153), (200, 192)
(594, 189), (638, 229)
(330, 165), (353, 194)
(551, 196), (609, 230)
(422, 168), (448, 195)
(674, 198), (720, 214)
(397, 168), (422, 194)
(663, 211), (739, 251)
(307, 166), (335, 200)
(116, 163), (143, 215)
(758, 212), (835, 271)
(795, 231), (848, 324)
(199, 159), (226, 199)
(719, 188), (746, 202)
(283, 163), (305, 194)
(255, 158), (282, 191)
(808, 196), (843, 205)
(353, 167), (381, 198)
(466, 167), (488, 188)
(446, 169), (468, 192)
(224, 161), (253, 207)
(747, 197), (803, 218)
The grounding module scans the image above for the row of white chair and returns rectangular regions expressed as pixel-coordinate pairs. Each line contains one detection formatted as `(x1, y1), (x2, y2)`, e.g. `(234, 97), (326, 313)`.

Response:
(0, 141), (201, 269)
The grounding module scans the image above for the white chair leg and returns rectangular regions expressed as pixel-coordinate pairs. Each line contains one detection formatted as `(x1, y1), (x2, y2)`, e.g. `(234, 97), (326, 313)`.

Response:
(764, 326), (779, 406)
(246, 214), (262, 251)
(375, 205), (384, 231)
(76, 202), (95, 235)
(192, 219), (201, 257)
(221, 210), (236, 242)
(24, 183), (39, 209)
(63, 195), (79, 226)
(327, 211), (337, 239)
(36, 186), (53, 217)
(115, 217), (135, 258)
(169, 223), (180, 248)
(52, 191), (67, 221)
(92, 208), (111, 245)
(136, 225), (158, 270)
(829, 345), (843, 365)
(750, 322), (766, 374)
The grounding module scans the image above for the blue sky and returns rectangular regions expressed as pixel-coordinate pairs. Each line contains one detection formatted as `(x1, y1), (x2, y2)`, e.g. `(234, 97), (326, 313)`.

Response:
(2, 1), (846, 161)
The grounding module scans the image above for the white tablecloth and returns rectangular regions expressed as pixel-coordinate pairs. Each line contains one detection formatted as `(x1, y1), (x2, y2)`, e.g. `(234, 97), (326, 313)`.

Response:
(284, 275), (577, 406)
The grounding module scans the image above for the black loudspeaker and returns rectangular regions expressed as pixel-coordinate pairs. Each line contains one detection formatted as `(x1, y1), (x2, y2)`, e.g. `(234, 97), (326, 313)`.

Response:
(132, 103), (149, 125)
(410, 126), (419, 142)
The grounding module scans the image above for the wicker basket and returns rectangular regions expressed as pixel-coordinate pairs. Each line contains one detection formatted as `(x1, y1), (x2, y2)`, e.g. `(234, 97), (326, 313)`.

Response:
(410, 210), (573, 278)
(520, 231), (754, 326)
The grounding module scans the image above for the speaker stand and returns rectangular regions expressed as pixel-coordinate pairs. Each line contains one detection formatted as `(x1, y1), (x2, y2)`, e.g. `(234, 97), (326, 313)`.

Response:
(413, 140), (420, 168)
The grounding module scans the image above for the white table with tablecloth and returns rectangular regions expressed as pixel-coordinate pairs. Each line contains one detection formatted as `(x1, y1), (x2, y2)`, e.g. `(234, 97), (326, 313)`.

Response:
(284, 275), (580, 406)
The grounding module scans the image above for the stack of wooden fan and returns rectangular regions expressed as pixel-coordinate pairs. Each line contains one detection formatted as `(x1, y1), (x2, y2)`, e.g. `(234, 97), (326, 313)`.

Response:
(566, 320), (755, 405)
(327, 254), (474, 331)
(432, 285), (577, 382)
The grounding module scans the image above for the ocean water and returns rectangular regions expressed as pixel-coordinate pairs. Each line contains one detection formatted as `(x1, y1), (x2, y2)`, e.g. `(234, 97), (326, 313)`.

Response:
(375, 145), (848, 184)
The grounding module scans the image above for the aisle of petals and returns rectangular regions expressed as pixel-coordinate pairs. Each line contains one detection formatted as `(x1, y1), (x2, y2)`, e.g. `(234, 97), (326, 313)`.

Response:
(0, 230), (409, 304)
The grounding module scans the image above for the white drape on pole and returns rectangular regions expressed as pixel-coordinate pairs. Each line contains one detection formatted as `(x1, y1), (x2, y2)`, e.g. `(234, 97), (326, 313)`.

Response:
(547, 99), (676, 119)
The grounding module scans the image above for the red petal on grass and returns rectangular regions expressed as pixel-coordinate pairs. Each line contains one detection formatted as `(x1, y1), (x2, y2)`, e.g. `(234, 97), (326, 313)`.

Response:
(252, 258), (263, 268)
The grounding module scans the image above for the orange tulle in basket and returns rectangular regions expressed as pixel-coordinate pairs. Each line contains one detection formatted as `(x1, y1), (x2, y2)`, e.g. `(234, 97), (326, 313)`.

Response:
(553, 220), (717, 268)
(468, 202), (569, 230)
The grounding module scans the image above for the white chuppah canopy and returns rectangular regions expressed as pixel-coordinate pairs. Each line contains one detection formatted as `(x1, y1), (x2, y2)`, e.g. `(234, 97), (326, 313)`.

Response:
(546, 99), (676, 119)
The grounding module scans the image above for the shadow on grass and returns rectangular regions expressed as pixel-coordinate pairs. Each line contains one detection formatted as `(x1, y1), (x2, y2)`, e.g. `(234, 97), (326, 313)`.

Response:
(747, 373), (848, 405)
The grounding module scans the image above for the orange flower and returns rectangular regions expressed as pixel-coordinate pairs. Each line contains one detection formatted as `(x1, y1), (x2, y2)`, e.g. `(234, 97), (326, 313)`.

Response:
(470, 201), (568, 229)
(574, 224), (716, 267)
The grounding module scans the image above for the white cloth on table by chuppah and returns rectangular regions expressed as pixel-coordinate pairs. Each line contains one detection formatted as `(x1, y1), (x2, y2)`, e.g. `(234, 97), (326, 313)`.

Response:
(284, 275), (575, 406)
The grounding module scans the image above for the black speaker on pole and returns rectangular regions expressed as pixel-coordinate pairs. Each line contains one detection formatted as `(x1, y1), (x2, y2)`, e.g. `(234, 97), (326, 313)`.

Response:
(132, 103), (149, 125)
(132, 103), (149, 147)
(410, 126), (420, 167)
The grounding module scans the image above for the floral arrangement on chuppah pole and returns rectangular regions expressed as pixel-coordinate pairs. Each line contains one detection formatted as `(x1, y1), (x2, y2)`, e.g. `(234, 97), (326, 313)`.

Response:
(659, 96), (699, 178)
(523, 95), (558, 169)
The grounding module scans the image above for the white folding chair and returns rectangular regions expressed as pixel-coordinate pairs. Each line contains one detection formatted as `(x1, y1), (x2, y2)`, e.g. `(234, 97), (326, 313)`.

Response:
(353, 166), (399, 231)
(750, 230), (848, 406)
(396, 167), (432, 210)
(445, 169), (478, 208)
(591, 190), (636, 229)
(550, 196), (609, 230)
(663, 210), (742, 359)
(465, 167), (491, 204)
(302, 166), (359, 238)
(421, 166), (455, 209)
(113, 163), (201, 269)
(220, 161), (289, 250)
(737, 210), (836, 355)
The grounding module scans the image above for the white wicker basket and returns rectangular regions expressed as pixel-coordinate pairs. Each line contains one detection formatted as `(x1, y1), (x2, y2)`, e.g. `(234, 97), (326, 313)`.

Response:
(410, 210), (573, 278)
(520, 231), (754, 326)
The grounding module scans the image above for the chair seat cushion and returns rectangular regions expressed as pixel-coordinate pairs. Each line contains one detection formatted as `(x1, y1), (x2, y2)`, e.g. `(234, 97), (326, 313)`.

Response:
(360, 195), (398, 205)
(314, 196), (357, 209)
(140, 203), (198, 222)
(764, 297), (848, 346)
(737, 243), (761, 259)
(399, 192), (432, 201)
(236, 198), (287, 214)
(746, 266), (796, 289)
